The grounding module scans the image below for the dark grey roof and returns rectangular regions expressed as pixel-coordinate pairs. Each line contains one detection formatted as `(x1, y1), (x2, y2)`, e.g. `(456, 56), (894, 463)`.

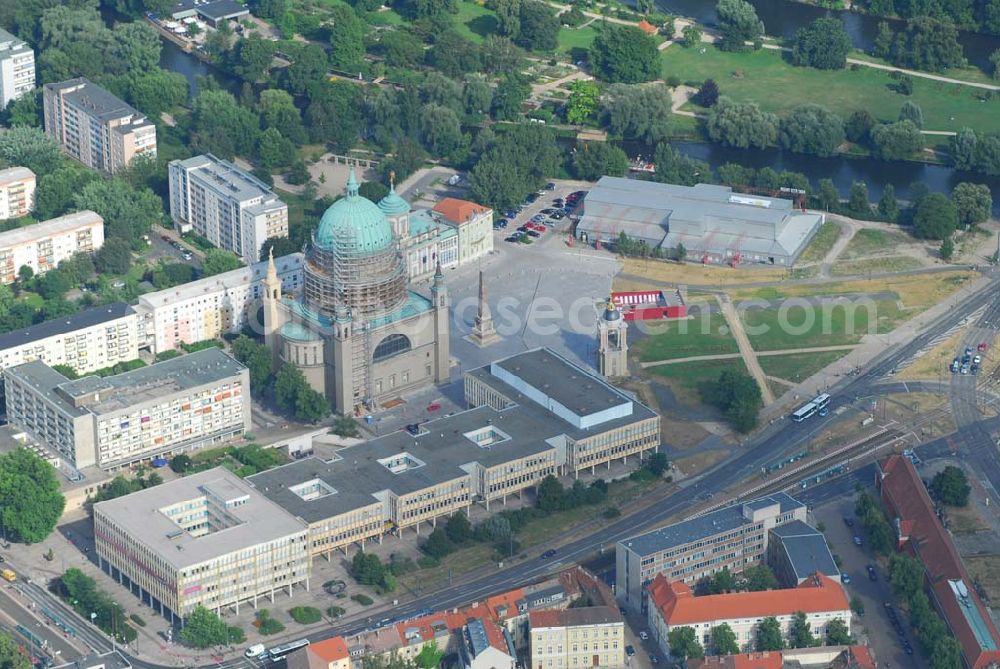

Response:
(769, 520), (839, 581)
(44, 78), (144, 123)
(172, 0), (250, 19)
(620, 493), (805, 557)
(52, 651), (132, 669)
(525, 585), (565, 608)
(0, 303), (133, 352)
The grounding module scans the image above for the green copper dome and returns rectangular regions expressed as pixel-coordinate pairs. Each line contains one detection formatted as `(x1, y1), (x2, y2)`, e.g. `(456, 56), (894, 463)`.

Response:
(378, 183), (411, 216)
(315, 170), (395, 253)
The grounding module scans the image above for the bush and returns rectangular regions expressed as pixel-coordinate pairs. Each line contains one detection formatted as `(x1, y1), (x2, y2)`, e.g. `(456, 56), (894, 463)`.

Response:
(352, 593), (374, 606)
(603, 506), (621, 519)
(130, 614), (146, 627)
(255, 609), (285, 635)
(417, 556), (441, 569)
(327, 606), (346, 618)
(288, 606), (322, 625)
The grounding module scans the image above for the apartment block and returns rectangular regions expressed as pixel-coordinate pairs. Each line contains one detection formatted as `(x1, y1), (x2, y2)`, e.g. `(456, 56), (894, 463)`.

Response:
(248, 348), (659, 559)
(0, 167), (36, 220)
(4, 348), (251, 470)
(646, 573), (851, 656)
(0, 210), (104, 284)
(616, 493), (807, 612)
(134, 253), (303, 353)
(0, 302), (140, 379)
(93, 467), (310, 623)
(0, 28), (35, 109)
(529, 607), (625, 669)
(43, 78), (156, 175)
(168, 154), (289, 263)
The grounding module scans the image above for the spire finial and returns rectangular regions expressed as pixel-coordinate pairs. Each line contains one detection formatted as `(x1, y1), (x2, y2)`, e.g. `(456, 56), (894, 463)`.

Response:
(268, 246), (274, 262)
(346, 167), (359, 197)
(389, 170), (396, 192)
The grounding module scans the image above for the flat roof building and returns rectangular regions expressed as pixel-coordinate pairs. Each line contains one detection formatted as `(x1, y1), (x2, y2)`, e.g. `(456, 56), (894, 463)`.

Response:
(170, 0), (250, 26)
(0, 167), (36, 220)
(43, 78), (156, 175)
(767, 520), (841, 588)
(169, 154), (289, 264)
(0, 28), (35, 109)
(5, 348), (250, 469)
(249, 347), (659, 559)
(575, 178), (823, 266)
(94, 467), (310, 623)
(0, 210), (104, 284)
(616, 493), (807, 611)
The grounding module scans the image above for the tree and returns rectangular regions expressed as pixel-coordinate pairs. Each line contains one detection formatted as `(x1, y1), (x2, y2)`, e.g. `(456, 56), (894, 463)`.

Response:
(716, 0), (764, 51)
(259, 89), (306, 145)
(667, 627), (704, 660)
(931, 465), (970, 506)
(492, 0), (522, 38)
(179, 605), (243, 648)
(170, 454), (193, 474)
(286, 44), (328, 96)
(191, 90), (260, 159)
(572, 142), (629, 180)
(480, 36), (524, 75)
(306, 81), (361, 150)
(604, 84), (673, 144)
(789, 612), (816, 648)
(589, 24), (660, 83)
(295, 383), (331, 423)
(845, 110), (875, 144)
(230, 35), (276, 82)
(931, 637), (962, 669)
(358, 181), (390, 203)
(898, 100), (924, 129)
(647, 452), (669, 475)
(381, 139), (427, 183)
(756, 616), (784, 651)
(418, 104), (464, 157)
(329, 5), (366, 70)
(202, 249), (242, 277)
(704, 369), (763, 432)
(826, 618), (851, 645)
(231, 335), (273, 394)
(890, 17), (965, 72)
(706, 567), (736, 593)
(429, 30), (481, 78)
(874, 21), (894, 58)
(491, 75), (532, 121)
(792, 17), (850, 69)
(259, 236), (301, 261)
(257, 127), (296, 170)
(707, 98), (778, 150)
(94, 237), (133, 276)
(445, 512), (472, 544)
(675, 242), (687, 261)
(0, 631), (32, 669)
(817, 179), (840, 211)
(913, 193), (959, 240)
(870, 120), (923, 160)
(682, 24), (703, 46)
(878, 184), (899, 221)
(414, 640), (445, 669)
(0, 126), (62, 175)
(742, 564), (779, 591)
(516, 1), (559, 51)
(0, 448), (65, 543)
(778, 104), (844, 157)
(711, 623), (740, 655)
(848, 181), (870, 215)
(693, 79), (720, 107)
(2, 89), (42, 128)
(566, 80), (600, 125)
(651, 144), (709, 186)
(422, 527), (453, 558)
(74, 178), (162, 247)
(889, 553), (924, 598)
(951, 183), (992, 227)
(991, 49), (1000, 80)
(537, 475), (567, 512)
(380, 29), (424, 68)
(468, 124), (560, 210)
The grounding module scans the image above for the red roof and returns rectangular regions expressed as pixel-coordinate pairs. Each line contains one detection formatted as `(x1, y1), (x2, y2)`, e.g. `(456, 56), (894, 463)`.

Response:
(687, 652), (783, 669)
(432, 198), (491, 225)
(844, 645), (876, 669)
(310, 637), (349, 663)
(479, 617), (510, 652)
(485, 588), (525, 621)
(648, 572), (848, 626)
(637, 20), (658, 34)
(879, 455), (1000, 669)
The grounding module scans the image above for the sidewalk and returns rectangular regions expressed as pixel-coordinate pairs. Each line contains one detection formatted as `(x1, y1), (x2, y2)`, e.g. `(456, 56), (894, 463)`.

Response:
(716, 294), (776, 405)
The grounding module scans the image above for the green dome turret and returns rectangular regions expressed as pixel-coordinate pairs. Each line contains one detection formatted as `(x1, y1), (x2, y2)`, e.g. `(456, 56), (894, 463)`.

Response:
(315, 169), (395, 253)
(378, 177), (411, 216)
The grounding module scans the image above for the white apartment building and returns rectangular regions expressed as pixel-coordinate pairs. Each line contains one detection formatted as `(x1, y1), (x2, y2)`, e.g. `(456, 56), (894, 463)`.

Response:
(168, 154), (289, 263)
(4, 348), (251, 470)
(0, 167), (36, 220)
(0, 28), (35, 109)
(646, 573), (851, 657)
(529, 607), (625, 669)
(43, 78), (157, 175)
(0, 210), (104, 284)
(134, 253), (303, 353)
(93, 467), (310, 624)
(0, 302), (140, 379)
(432, 198), (494, 265)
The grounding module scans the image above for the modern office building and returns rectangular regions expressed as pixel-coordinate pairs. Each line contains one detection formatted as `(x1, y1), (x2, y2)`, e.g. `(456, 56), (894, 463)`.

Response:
(646, 573), (851, 656)
(93, 467), (310, 623)
(878, 455), (1000, 669)
(0, 210), (104, 284)
(431, 197), (494, 265)
(43, 78), (157, 174)
(0, 167), (36, 220)
(529, 607), (625, 669)
(616, 493), (807, 611)
(134, 252), (303, 353)
(4, 348), (251, 470)
(0, 302), (140, 379)
(0, 28), (35, 109)
(168, 154), (289, 263)
(249, 348), (659, 559)
(766, 520), (840, 588)
(576, 178), (823, 266)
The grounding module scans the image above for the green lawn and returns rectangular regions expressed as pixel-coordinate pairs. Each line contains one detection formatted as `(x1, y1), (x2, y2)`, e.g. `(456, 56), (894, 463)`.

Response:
(635, 312), (739, 362)
(646, 358), (750, 406)
(454, 1), (499, 44)
(797, 221), (842, 265)
(741, 299), (904, 350)
(758, 350), (852, 382)
(556, 22), (602, 54)
(662, 44), (1000, 134)
(830, 256), (925, 276)
(842, 228), (914, 259)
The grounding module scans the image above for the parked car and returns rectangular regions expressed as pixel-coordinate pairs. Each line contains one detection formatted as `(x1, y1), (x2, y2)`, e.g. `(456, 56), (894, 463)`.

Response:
(639, 631), (649, 641)
(853, 535), (863, 546)
(545, 182), (556, 190)
(951, 358), (961, 373)
(527, 230), (541, 238)
(541, 208), (555, 215)
(649, 655), (659, 664)
(625, 646), (635, 658)
(841, 573), (851, 584)
(843, 517), (854, 527)
(504, 236), (520, 243)
(974, 354), (982, 365)
(962, 362), (971, 374)
(867, 564), (878, 581)
(978, 342), (989, 352)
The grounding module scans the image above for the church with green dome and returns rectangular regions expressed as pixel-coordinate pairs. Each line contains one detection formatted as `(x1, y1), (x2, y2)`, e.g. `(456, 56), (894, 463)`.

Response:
(261, 171), (450, 415)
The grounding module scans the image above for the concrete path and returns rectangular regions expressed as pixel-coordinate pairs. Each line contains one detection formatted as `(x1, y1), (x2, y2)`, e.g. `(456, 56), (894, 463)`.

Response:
(670, 84), (700, 118)
(640, 344), (859, 368)
(532, 69), (590, 95)
(818, 215), (860, 278)
(716, 294), (777, 405)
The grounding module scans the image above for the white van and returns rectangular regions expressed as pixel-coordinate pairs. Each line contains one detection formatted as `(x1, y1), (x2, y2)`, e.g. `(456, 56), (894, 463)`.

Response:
(245, 644), (267, 659)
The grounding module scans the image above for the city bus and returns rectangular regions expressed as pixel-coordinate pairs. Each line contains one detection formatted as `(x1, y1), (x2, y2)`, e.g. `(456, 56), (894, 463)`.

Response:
(791, 402), (817, 422)
(812, 393), (831, 412)
(266, 639), (310, 661)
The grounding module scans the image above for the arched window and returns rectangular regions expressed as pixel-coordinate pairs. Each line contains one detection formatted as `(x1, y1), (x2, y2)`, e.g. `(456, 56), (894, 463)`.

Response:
(373, 334), (411, 362)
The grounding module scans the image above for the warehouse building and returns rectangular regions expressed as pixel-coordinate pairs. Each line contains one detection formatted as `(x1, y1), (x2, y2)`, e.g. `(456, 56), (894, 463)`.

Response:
(5, 348), (250, 469)
(616, 493), (807, 612)
(94, 467), (310, 624)
(575, 178), (823, 266)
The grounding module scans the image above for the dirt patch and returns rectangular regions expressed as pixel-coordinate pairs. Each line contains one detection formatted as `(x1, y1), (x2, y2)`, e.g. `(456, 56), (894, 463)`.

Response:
(882, 392), (956, 437)
(944, 504), (991, 535)
(673, 449), (731, 477)
(622, 258), (788, 286)
(619, 378), (713, 449)
(896, 325), (969, 380)
(965, 555), (1000, 605)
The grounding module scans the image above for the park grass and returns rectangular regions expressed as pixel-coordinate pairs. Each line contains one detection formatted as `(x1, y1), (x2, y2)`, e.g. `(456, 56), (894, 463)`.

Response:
(796, 221), (842, 265)
(830, 256), (926, 276)
(740, 299), (905, 351)
(454, 1), (498, 44)
(842, 228), (915, 259)
(646, 358), (750, 406)
(556, 22), (602, 54)
(634, 312), (739, 362)
(758, 350), (852, 383)
(661, 44), (1000, 134)
(847, 49), (997, 87)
